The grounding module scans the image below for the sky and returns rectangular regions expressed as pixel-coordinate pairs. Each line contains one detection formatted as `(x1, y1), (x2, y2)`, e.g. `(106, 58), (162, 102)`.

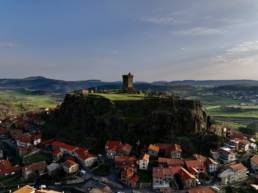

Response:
(0, 0), (258, 81)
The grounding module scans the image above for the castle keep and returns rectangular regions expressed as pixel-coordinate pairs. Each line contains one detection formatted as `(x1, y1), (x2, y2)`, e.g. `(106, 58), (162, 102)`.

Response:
(122, 72), (134, 91)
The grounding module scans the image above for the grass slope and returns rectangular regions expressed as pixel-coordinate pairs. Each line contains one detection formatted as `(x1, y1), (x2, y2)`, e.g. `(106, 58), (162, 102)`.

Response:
(0, 90), (57, 118)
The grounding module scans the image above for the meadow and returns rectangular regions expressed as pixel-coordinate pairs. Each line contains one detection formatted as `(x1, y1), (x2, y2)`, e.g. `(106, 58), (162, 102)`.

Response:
(0, 90), (57, 118)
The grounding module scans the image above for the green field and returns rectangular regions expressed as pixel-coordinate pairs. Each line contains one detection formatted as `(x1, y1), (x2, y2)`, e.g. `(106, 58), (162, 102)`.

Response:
(90, 92), (145, 101)
(205, 105), (258, 118)
(188, 95), (258, 128)
(0, 90), (58, 118)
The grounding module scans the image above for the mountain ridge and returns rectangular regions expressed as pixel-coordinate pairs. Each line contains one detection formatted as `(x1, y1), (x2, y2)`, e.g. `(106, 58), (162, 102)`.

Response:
(1, 76), (258, 94)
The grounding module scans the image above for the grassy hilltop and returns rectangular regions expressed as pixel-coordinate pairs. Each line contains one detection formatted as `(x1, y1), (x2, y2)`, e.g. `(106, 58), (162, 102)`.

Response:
(89, 92), (145, 101)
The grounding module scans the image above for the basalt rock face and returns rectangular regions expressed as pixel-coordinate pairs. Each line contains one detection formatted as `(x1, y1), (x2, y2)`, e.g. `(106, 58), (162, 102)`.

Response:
(45, 93), (209, 148)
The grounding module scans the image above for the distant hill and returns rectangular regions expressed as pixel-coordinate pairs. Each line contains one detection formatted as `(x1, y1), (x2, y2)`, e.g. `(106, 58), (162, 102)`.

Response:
(154, 80), (258, 87)
(0, 76), (258, 94)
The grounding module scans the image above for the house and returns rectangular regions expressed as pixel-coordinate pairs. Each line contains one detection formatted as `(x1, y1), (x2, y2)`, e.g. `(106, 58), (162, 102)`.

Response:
(180, 168), (197, 189)
(185, 160), (206, 177)
(148, 144), (160, 157)
(138, 154), (150, 170)
(193, 154), (219, 174)
(170, 144), (182, 159)
(158, 157), (184, 167)
(120, 164), (138, 188)
(152, 167), (181, 189)
(250, 155), (258, 173)
(16, 134), (32, 147)
(0, 160), (20, 176)
(105, 140), (122, 159)
(218, 147), (236, 164)
(129, 175), (139, 188)
(121, 143), (132, 156)
(187, 186), (216, 193)
(218, 163), (248, 185)
(205, 158), (219, 174)
(47, 163), (60, 176)
(63, 159), (79, 174)
(89, 186), (113, 193)
(13, 185), (62, 193)
(31, 133), (41, 146)
(226, 139), (239, 150)
(157, 143), (182, 158)
(51, 141), (78, 154)
(13, 185), (35, 193)
(105, 140), (132, 159)
(74, 147), (98, 167)
(22, 161), (47, 180)
(238, 139), (250, 152)
(52, 149), (63, 161)
(210, 150), (220, 161)
(115, 156), (136, 170)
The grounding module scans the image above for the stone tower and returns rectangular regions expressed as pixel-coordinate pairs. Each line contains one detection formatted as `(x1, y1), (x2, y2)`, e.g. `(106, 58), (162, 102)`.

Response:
(122, 72), (134, 91)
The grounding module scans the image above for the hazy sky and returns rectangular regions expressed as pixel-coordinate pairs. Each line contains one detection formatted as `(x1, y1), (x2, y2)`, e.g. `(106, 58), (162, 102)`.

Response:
(1, 0), (258, 81)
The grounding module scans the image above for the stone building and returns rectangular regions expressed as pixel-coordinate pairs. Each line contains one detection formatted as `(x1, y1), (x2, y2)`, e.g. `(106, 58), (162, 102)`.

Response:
(122, 72), (134, 91)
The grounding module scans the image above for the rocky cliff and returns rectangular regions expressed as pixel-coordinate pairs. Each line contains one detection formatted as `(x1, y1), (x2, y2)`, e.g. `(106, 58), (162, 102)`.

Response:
(44, 93), (210, 150)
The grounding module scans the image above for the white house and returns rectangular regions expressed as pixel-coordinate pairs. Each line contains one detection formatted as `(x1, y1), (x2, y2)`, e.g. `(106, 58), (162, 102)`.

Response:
(74, 147), (98, 167)
(218, 147), (236, 164)
(138, 154), (149, 170)
(218, 163), (248, 185)
(205, 158), (219, 174)
(63, 160), (79, 174)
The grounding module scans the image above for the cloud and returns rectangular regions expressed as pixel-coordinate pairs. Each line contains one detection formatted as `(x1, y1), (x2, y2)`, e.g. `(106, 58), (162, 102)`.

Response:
(198, 40), (258, 79)
(226, 41), (258, 55)
(141, 16), (188, 25)
(0, 42), (20, 49)
(174, 27), (223, 36)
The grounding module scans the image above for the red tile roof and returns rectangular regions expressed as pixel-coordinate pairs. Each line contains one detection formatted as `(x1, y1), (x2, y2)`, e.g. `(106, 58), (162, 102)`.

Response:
(157, 143), (182, 152)
(0, 160), (20, 175)
(130, 175), (139, 184)
(121, 166), (135, 178)
(23, 161), (46, 172)
(171, 144), (182, 152)
(185, 160), (206, 174)
(148, 144), (160, 152)
(75, 147), (96, 160)
(51, 141), (77, 152)
(188, 186), (216, 193)
(16, 134), (32, 143)
(64, 160), (78, 168)
(251, 155), (258, 165)
(121, 143), (132, 153)
(114, 156), (136, 163)
(158, 157), (184, 166)
(180, 167), (196, 181)
(153, 167), (181, 178)
(193, 154), (207, 162)
(105, 140), (122, 151)
(52, 149), (62, 156)
(229, 163), (247, 172)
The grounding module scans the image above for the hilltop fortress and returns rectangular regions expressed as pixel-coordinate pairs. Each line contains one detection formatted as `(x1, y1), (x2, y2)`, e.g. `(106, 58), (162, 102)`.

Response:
(43, 74), (210, 149)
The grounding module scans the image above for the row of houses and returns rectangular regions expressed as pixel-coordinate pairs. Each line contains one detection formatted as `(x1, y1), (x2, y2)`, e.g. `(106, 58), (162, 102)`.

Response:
(50, 140), (98, 168)
(104, 138), (255, 192)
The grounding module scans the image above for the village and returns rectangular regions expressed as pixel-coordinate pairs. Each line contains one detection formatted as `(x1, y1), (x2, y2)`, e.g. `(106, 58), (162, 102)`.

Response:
(0, 74), (257, 193)
(0, 106), (257, 193)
